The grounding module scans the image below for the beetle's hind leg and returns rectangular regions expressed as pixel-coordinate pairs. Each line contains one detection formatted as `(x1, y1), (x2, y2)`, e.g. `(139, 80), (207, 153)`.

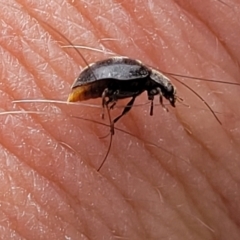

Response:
(102, 90), (137, 134)
(109, 95), (136, 134)
(113, 96), (136, 124)
(101, 88), (118, 135)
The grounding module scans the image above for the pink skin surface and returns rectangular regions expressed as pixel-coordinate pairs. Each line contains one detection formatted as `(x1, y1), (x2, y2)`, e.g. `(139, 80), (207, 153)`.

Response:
(0, 0), (240, 239)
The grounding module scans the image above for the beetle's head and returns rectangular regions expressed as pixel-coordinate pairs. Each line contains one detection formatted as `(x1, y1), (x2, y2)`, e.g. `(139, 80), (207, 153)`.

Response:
(150, 70), (177, 107)
(163, 81), (177, 107)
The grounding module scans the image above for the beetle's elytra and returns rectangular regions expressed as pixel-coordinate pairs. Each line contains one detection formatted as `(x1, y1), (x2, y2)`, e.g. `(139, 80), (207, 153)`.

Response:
(67, 57), (177, 124)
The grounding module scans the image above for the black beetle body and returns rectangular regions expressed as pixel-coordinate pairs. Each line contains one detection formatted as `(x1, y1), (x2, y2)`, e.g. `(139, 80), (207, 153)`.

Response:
(68, 57), (176, 123)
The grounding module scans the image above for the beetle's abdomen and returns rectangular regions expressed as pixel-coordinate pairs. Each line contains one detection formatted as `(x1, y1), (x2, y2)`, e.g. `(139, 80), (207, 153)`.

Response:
(67, 85), (90, 102)
(67, 79), (110, 102)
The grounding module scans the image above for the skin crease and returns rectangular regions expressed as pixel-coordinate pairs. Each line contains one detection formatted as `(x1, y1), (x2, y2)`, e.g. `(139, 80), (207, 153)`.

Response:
(0, 0), (240, 239)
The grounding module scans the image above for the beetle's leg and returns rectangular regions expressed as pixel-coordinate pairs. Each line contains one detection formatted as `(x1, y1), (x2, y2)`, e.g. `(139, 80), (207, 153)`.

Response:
(157, 87), (168, 112)
(113, 96), (136, 124)
(102, 90), (118, 135)
(109, 101), (117, 110)
(150, 100), (154, 116)
(148, 95), (154, 116)
(101, 88), (109, 119)
(105, 98), (117, 110)
(108, 90), (120, 110)
(105, 99), (117, 134)
(105, 90), (119, 110)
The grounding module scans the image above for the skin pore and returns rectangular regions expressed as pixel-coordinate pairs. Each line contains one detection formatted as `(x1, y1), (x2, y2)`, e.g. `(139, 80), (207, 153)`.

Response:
(0, 0), (240, 239)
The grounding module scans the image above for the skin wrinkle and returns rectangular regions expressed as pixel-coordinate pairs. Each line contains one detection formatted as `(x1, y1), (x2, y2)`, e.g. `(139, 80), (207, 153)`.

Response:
(106, 147), (211, 238)
(41, 20), (78, 55)
(77, 173), (143, 237)
(156, 172), (214, 238)
(14, 1), (90, 78)
(0, 42), (46, 101)
(105, 171), (162, 234)
(0, 209), (24, 239)
(2, 101), (227, 238)
(199, 180), (239, 232)
(173, 173), (223, 236)
(45, 2), (102, 58)
(129, 192), (199, 239)
(186, 128), (240, 221)
(0, 143), (79, 234)
(118, 109), (232, 237)
(123, 139), (182, 195)
(0, 0), (240, 239)
(0, 202), (36, 239)
(192, 17), (235, 75)
(148, 119), (238, 238)
(0, 222), (23, 240)
(0, 116), (101, 235)
(177, 0), (240, 67)
(98, 177), (147, 231)
(80, 197), (136, 239)
(78, 0), (141, 55)
(105, 158), (177, 236)
(19, 38), (69, 92)
(95, 20), (127, 56)
(97, 4), (131, 43)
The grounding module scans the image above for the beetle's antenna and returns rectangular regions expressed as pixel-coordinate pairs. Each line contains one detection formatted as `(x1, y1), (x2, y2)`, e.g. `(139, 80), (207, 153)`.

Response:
(176, 97), (190, 108)
(170, 75), (222, 124)
(163, 72), (240, 86)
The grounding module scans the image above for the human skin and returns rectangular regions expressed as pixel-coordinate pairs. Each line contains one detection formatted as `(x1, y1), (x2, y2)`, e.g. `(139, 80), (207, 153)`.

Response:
(0, 0), (240, 239)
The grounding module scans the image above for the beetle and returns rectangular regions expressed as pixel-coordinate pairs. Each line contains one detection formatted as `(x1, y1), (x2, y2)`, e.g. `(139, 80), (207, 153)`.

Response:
(11, 22), (240, 173)
(67, 57), (177, 129)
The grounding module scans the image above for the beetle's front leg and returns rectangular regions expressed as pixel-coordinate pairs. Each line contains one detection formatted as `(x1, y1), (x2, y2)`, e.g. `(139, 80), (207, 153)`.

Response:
(148, 94), (154, 116)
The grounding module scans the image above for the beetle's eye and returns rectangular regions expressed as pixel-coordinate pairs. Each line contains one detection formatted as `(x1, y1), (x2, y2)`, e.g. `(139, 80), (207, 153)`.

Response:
(168, 84), (174, 93)
(169, 84), (177, 95)
(169, 97), (176, 107)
